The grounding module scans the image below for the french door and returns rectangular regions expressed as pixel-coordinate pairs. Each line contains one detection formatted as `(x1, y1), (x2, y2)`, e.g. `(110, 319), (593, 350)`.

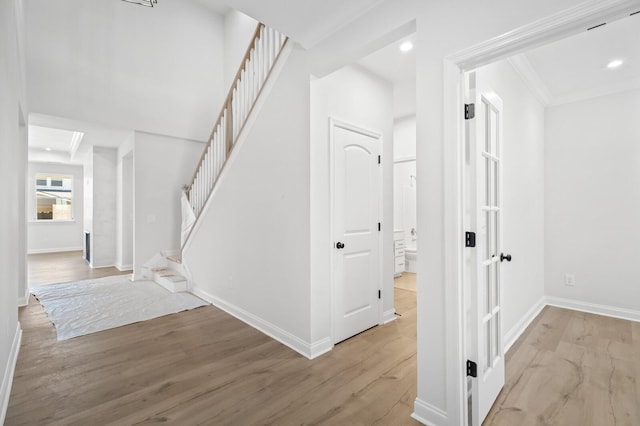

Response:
(464, 72), (506, 426)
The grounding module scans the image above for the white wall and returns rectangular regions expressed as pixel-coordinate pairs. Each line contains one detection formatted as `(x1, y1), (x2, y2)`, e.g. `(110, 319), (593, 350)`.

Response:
(394, 82), (416, 118)
(310, 65), (395, 341)
(184, 46), (313, 355)
(116, 152), (134, 271)
(83, 147), (118, 268)
(116, 133), (134, 271)
(92, 147), (118, 268)
(393, 116), (416, 243)
(476, 60), (546, 344)
(0, 0), (26, 421)
(393, 116), (416, 160)
(24, 0), (226, 142)
(224, 10), (259, 89)
(83, 149), (94, 262)
(133, 132), (203, 277)
(545, 88), (640, 312)
(17, 111), (28, 305)
(27, 162), (84, 253)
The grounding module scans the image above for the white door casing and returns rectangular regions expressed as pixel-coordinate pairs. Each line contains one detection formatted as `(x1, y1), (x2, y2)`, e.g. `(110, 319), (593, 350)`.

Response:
(330, 118), (382, 344)
(464, 72), (505, 426)
(417, 3), (640, 425)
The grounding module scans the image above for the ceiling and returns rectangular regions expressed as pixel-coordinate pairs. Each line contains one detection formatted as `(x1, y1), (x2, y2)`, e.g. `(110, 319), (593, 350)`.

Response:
(357, 34), (416, 118)
(26, 2), (639, 160)
(28, 114), (133, 165)
(355, 13), (639, 117)
(29, 126), (82, 153)
(358, 34), (416, 92)
(189, 0), (386, 48)
(516, 13), (640, 105)
(187, 0), (230, 15)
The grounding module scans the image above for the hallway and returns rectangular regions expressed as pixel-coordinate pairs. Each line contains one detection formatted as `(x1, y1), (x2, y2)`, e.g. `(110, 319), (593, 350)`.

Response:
(8, 253), (419, 425)
(28, 250), (131, 287)
(9, 254), (638, 424)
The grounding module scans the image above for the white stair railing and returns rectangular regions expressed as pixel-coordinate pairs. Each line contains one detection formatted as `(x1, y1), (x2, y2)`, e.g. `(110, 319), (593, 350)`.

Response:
(183, 23), (287, 248)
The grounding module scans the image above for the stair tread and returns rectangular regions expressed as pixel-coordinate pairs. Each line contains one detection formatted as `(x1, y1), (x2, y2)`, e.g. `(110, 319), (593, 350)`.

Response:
(166, 254), (182, 264)
(156, 275), (187, 283)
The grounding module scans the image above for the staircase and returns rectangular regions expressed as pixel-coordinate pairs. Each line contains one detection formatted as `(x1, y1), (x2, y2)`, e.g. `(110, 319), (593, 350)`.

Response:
(141, 250), (189, 292)
(146, 23), (288, 292)
(182, 23), (288, 244)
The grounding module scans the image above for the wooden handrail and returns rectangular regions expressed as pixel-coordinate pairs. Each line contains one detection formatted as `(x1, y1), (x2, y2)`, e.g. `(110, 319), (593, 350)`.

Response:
(181, 23), (288, 250)
(187, 23), (265, 192)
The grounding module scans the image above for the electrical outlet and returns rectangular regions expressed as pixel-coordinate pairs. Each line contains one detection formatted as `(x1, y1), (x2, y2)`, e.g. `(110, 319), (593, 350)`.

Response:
(564, 274), (575, 287)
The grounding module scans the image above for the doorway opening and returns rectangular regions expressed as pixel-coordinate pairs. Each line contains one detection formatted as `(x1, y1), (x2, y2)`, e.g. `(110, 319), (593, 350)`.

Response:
(310, 30), (416, 345)
(452, 9), (640, 426)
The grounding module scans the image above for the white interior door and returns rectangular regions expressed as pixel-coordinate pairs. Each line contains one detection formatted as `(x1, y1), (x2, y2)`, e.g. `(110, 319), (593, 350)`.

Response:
(464, 72), (505, 426)
(331, 119), (381, 344)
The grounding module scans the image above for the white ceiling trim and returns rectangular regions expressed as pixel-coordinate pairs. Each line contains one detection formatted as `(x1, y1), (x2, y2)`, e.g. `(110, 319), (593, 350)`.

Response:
(508, 52), (640, 107)
(447, 0), (640, 71)
(551, 75), (640, 106)
(507, 54), (553, 106)
(69, 132), (85, 160)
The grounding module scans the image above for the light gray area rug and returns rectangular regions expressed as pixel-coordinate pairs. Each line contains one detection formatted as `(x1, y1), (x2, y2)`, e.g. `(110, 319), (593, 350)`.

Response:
(31, 275), (208, 340)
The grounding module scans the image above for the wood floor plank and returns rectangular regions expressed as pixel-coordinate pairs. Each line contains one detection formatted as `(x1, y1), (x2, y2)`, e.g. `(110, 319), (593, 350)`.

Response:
(7, 252), (419, 426)
(486, 307), (640, 426)
(27, 250), (131, 287)
(9, 252), (640, 425)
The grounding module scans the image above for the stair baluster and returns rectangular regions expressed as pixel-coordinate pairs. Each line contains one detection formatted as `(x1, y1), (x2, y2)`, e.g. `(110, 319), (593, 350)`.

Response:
(182, 23), (288, 249)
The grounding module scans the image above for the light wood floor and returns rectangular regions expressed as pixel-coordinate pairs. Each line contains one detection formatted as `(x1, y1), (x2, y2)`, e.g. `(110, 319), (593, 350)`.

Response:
(394, 272), (416, 292)
(485, 306), (640, 425)
(10, 252), (640, 425)
(28, 250), (131, 286)
(7, 253), (420, 425)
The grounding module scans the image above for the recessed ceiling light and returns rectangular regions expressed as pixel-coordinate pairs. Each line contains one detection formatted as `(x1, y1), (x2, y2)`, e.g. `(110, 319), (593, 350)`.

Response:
(399, 41), (413, 53)
(44, 147), (52, 151)
(607, 59), (624, 69)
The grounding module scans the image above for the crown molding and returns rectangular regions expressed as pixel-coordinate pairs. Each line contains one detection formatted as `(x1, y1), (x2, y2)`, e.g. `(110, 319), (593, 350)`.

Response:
(507, 54), (553, 106)
(447, 0), (640, 70)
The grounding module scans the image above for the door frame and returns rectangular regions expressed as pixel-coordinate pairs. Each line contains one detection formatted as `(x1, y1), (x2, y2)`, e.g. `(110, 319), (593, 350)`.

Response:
(440, 1), (640, 423)
(329, 117), (384, 344)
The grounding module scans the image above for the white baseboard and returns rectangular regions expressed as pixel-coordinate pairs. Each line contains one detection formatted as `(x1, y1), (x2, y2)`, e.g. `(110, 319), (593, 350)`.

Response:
(382, 308), (397, 324)
(1, 323), (22, 425)
(309, 337), (333, 359)
(191, 286), (324, 360)
(412, 397), (448, 426)
(546, 296), (640, 323)
(502, 296), (640, 357)
(115, 264), (133, 272)
(504, 296), (546, 353)
(17, 286), (30, 307)
(90, 262), (117, 269)
(27, 246), (82, 254)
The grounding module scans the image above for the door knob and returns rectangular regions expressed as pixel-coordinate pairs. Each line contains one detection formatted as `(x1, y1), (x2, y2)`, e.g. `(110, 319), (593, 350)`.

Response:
(500, 253), (512, 262)
(336, 242), (345, 249)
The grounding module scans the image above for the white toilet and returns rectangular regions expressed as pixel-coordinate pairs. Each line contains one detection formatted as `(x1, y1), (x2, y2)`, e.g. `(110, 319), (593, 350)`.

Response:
(405, 246), (417, 273)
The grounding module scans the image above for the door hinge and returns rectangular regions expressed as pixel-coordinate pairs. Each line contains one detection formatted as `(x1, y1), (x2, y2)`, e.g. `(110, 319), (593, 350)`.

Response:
(466, 360), (477, 377)
(465, 231), (476, 248)
(465, 103), (475, 120)
(378, 222), (381, 232)
(378, 155), (381, 164)
(378, 290), (381, 299)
